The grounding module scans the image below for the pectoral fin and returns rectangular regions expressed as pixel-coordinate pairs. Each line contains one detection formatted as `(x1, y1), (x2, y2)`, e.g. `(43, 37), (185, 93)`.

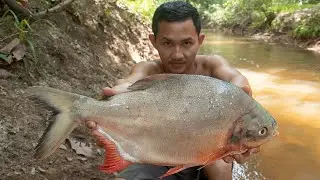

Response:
(197, 149), (228, 170)
(159, 165), (193, 179)
(92, 128), (132, 174)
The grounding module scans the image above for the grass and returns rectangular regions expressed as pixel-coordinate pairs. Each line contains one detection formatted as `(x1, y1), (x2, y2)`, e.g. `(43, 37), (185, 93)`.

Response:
(1, 9), (38, 67)
(117, 0), (158, 21)
(270, 3), (319, 13)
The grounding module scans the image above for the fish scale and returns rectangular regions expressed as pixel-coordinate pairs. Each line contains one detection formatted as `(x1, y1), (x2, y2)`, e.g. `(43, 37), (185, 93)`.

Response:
(93, 76), (246, 164)
(27, 73), (278, 179)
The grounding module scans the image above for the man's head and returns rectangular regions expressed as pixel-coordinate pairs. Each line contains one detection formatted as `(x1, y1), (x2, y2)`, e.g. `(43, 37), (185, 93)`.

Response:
(149, 1), (205, 74)
(151, 1), (201, 37)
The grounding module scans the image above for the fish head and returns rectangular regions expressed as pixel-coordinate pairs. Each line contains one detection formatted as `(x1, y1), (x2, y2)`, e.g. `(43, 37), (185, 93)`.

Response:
(232, 102), (279, 149)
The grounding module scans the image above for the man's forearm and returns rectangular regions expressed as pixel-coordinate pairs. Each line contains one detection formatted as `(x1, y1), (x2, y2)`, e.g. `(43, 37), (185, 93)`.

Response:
(112, 61), (161, 89)
(230, 74), (252, 96)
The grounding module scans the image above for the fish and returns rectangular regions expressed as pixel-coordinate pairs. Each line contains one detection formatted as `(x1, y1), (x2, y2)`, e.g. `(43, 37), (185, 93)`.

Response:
(27, 73), (279, 179)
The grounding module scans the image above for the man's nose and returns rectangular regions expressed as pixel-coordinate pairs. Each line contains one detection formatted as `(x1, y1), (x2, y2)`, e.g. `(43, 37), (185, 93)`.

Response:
(172, 46), (184, 59)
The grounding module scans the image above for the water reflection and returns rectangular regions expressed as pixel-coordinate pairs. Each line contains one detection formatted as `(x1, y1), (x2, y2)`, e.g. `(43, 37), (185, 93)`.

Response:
(200, 31), (320, 180)
(239, 69), (320, 127)
(200, 31), (320, 74)
(238, 69), (320, 180)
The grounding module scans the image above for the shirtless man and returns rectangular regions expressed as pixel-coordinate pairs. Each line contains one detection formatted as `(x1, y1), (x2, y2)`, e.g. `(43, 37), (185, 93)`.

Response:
(87, 1), (259, 179)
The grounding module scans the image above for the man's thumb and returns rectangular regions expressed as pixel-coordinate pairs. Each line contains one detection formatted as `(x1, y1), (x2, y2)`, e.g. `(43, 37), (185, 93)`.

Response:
(103, 87), (117, 96)
(242, 85), (252, 97)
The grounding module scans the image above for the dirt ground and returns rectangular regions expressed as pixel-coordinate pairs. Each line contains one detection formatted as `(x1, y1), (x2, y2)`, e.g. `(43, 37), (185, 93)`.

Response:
(0, 1), (157, 179)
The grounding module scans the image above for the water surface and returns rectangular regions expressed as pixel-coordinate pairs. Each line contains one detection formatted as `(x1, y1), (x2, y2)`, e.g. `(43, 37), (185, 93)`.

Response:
(200, 30), (320, 180)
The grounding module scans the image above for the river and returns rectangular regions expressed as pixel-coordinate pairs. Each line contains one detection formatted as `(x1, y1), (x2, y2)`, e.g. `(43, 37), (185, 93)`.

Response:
(199, 30), (320, 180)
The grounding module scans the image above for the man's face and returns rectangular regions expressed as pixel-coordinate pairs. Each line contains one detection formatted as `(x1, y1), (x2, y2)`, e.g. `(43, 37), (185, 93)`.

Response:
(149, 19), (205, 74)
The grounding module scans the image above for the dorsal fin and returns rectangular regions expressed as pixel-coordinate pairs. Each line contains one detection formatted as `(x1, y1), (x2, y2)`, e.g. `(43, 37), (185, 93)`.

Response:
(127, 74), (175, 91)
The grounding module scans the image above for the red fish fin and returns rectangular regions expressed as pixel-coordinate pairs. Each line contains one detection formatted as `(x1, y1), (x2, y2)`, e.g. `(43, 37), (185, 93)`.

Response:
(159, 165), (191, 179)
(128, 74), (173, 91)
(92, 130), (132, 174)
(197, 160), (216, 171)
(197, 150), (228, 170)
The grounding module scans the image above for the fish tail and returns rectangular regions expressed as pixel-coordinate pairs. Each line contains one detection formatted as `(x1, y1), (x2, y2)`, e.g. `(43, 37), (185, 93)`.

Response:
(27, 86), (84, 160)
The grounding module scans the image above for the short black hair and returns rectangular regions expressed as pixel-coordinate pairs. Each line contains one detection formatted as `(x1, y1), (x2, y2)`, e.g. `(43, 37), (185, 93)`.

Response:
(152, 1), (201, 36)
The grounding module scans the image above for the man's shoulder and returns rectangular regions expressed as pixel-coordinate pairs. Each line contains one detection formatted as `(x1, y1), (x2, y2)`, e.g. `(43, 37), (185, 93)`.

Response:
(196, 55), (226, 66)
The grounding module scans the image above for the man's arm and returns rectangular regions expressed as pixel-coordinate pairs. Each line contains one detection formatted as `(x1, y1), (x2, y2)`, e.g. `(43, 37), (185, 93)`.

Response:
(103, 60), (162, 96)
(207, 55), (252, 96)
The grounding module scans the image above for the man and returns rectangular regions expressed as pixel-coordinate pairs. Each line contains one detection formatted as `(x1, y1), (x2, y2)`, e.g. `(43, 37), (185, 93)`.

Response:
(87, 1), (259, 179)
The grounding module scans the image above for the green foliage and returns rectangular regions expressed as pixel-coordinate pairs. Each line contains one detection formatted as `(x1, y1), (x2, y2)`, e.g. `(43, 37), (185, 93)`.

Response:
(117, 0), (169, 21)
(116, 0), (320, 39)
(293, 10), (320, 38)
(204, 0), (274, 30)
(205, 4), (229, 27)
(17, 19), (32, 41)
(250, 10), (268, 29)
(0, 53), (9, 62)
(26, 39), (38, 65)
(1, 9), (38, 67)
(270, 3), (316, 13)
(189, 0), (319, 39)
(2, 9), (32, 42)
(269, 4), (320, 38)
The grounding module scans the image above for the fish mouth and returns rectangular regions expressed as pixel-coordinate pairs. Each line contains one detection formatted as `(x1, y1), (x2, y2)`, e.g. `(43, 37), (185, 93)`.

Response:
(272, 129), (279, 137)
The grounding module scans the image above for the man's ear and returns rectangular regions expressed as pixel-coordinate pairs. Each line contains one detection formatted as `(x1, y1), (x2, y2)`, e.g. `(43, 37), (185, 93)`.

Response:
(149, 34), (156, 48)
(198, 33), (205, 45)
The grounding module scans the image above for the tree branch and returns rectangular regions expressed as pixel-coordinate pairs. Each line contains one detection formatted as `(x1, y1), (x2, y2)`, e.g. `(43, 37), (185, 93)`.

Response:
(33, 0), (75, 18)
(3, 0), (32, 17)
(2, 0), (75, 19)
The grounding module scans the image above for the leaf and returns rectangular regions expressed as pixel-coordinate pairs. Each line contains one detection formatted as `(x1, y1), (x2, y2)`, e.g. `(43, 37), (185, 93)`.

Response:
(1, 10), (20, 26)
(12, 43), (26, 61)
(0, 53), (8, 62)
(6, 55), (14, 64)
(0, 38), (20, 54)
(0, 54), (14, 65)
(67, 138), (93, 158)
(26, 40), (38, 64)
(20, 19), (32, 30)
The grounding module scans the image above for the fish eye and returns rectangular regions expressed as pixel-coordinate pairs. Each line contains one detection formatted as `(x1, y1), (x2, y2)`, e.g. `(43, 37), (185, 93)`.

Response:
(258, 127), (268, 136)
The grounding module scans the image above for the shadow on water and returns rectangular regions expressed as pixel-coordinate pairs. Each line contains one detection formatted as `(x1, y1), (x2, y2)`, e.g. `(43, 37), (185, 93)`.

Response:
(200, 30), (320, 180)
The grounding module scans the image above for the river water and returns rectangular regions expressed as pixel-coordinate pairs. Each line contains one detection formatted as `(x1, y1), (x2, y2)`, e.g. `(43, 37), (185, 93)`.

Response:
(199, 30), (320, 180)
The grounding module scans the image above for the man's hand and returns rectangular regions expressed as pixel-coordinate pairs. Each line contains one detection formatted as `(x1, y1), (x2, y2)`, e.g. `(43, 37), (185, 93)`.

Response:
(230, 74), (253, 97)
(222, 147), (260, 164)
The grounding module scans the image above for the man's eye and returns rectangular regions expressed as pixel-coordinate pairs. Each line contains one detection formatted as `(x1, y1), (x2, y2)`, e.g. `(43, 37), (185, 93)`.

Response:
(184, 41), (192, 46)
(163, 42), (171, 46)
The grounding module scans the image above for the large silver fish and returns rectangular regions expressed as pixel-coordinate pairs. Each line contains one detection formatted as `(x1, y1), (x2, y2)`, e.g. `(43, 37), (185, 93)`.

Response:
(28, 74), (278, 178)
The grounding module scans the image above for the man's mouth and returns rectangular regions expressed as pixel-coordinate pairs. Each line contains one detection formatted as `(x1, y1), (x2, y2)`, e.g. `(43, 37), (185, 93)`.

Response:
(170, 61), (185, 65)
(170, 63), (185, 69)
